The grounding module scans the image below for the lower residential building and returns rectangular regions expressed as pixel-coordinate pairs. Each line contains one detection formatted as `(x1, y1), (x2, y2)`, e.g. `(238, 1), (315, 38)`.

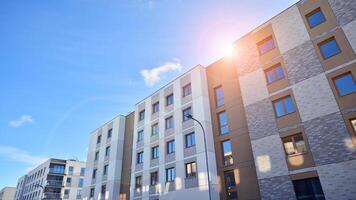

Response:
(0, 187), (16, 200)
(83, 113), (134, 200)
(13, 158), (86, 200)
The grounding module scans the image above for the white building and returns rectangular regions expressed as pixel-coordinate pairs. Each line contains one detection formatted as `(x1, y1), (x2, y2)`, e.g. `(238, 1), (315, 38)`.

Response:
(83, 113), (134, 200)
(14, 158), (85, 200)
(130, 65), (219, 200)
(0, 187), (16, 200)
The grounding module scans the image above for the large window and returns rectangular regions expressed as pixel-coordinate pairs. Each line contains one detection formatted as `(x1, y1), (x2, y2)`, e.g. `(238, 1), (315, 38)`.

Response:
(265, 64), (284, 84)
(135, 176), (142, 189)
(293, 177), (325, 200)
(103, 164), (108, 175)
(166, 93), (174, 106)
(318, 37), (341, 59)
(137, 152), (144, 164)
(167, 140), (175, 154)
(139, 110), (145, 121)
(185, 162), (197, 178)
(182, 107), (192, 122)
(222, 140), (233, 166)
(152, 102), (159, 113)
(306, 8), (326, 28)
(151, 123), (159, 136)
(333, 72), (356, 96)
(185, 132), (196, 148)
(218, 111), (229, 135)
(137, 130), (144, 142)
(182, 83), (192, 97)
(151, 146), (159, 159)
(224, 171), (237, 199)
(150, 172), (158, 186)
(273, 95), (296, 117)
(165, 116), (174, 129)
(105, 146), (110, 157)
(257, 36), (275, 55)
(214, 86), (225, 107)
(166, 167), (175, 182)
(282, 133), (307, 156)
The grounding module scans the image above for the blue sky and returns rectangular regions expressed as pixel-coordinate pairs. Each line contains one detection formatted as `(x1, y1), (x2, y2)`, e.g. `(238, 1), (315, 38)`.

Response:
(0, 0), (298, 188)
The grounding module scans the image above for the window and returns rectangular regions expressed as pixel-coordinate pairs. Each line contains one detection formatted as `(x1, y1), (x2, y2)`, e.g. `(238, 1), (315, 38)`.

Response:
(105, 146), (110, 157)
(222, 140), (233, 166)
(66, 177), (72, 184)
(103, 164), (108, 175)
(135, 176), (142, 189)
(137, 152), (144, 164)
(101, 184), (106, 196)
(80, 168), (85, 176)
(139, 110), (145, 121)
(76, 190), (82, 198)
(68, 166), (74, 175)
(150, 172), (158, 186)
(218, 111), (229, 135)
(97, 135), (101, 144)
(293, 177), (325, 200)
(167, 140), (175, 154)
(185, 162), (197, 178)
(182, 107), (192, 122)
(137, 130), (144, 142)
(90, 188), (95, 198)
(351, 118), (356, 133)
(214, 86), (225, 107)
(273, 96), (296, 117)
(165, 116), (174, 129)
(265, 64), (284, 84)
(92, 169), (97, 179)
(166, 93), (174, 106)
(282, 133), (307, 156)
(64, 189), (70, 195)
(224, 171), (237, 199)
(257, 36), (275, 55)
(306, 8), (326, 28)
(151, 123), (159, 136)
(185, 132), (196, 148)
(318, 37), (341, 59)
(333, 72), (356, 96)
(107, 128), (112, 138)
(78, 178), (84, 187)
(94, 151), (99, 161)
(182, 83), (192, 97)
(166, 167), (175, 182)
(152, 102), (159, 113)
(151, 146), (159, 159)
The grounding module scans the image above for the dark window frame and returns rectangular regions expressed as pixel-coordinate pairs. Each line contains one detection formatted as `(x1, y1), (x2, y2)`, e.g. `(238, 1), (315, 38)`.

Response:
(182, 107), (192, 122)
(182, 83), (192, 97)
(306, 7), (326, 28)
(318, 37), (341, 60)
(165, 116), (174, 129)
(166, 167), (175, 182)
(137, 152), (144, 164)
(150, 172), (158, 186)
(185, 132), (196, 148)
(151, 146), (159, 159)
(166, 140), (175, 154)
(185, 162), (197, 178)
(139, 110), (145, 121)
(214, 86), (225, 107)
(166, 93), (174, 106)
(264, 63), (285, 84)
(135, 176), (142, 189)
(257, 36), (276, 55)
(152, 102), (160, 114)
(218, 111), (229, 135)
(281, 133), (307, 156)
(332, 72), (356, 97)
(272, 95), (296, 117)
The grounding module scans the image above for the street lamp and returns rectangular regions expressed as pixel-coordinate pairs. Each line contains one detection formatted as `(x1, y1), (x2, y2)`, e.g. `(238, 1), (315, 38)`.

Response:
(185, 114), (212, 200)
(34, 184), (44, 200)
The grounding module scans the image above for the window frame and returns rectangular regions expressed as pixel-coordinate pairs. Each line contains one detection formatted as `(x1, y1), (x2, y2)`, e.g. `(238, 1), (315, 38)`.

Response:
(166, 93), (174, 106)
(103, 164), (108, 175)
(222, 140), (234, 167)
(152, 102), (160, 114)
(182, 83), (192, 97)
(185, 162), (197, 178)
(214, 86), (225, 107)
(281, 133), (307, 156)
(182, 107), (192, 122)
(135, 176), (142, 189)
(218, 111), (229, 135)
(185, 132), (196, 148)
(257, 36), (275, 55)
(150, 171), (158, 186)
(318, 37), (341, 60)
(165, 116), (174, 129)
(151, 123), (159, 136)
(264, 63), (285, 84)
(166, 167), (175, 182)
(166, 140), (175, 154)
(350, 118), (356, 133)
(151, 146), (159, 159)
(306, 7), (326, 28)
(139, 110), (145, 121)
(94, 151), (99, 161)
(96, 135), (101, 144)
(137, 130), (144, 142)
(137, 152), (144, 164)
(272, 95), (296, 117)
(332, 72), (356, 97)
(107, 128), (112, 138)
(105, 146), (110, 157)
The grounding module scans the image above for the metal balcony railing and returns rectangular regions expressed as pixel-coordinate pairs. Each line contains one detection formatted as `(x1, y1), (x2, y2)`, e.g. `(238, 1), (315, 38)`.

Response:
(46, 180), (63, 187)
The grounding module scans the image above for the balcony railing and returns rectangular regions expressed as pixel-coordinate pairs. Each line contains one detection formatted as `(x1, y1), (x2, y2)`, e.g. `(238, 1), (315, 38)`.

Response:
(49, 168), (65, 175)
(46, 180), (63, 187)
(44, 192), (61, 199)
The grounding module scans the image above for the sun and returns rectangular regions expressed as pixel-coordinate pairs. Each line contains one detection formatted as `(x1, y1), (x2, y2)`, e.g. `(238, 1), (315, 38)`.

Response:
(222, 43), (235, 57)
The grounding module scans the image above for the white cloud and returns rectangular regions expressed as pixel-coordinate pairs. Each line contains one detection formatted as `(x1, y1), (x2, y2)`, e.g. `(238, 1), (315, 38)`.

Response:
(9, 115), (33, 127)
(0, 145), (48, 166)
(140, 60), (182, 87)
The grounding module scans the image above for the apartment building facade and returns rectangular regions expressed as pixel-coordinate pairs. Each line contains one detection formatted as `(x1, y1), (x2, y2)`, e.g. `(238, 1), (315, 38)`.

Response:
(83, 113), (134, 200)
(13, 159), (86, 200)
(0, 187), (16, 200)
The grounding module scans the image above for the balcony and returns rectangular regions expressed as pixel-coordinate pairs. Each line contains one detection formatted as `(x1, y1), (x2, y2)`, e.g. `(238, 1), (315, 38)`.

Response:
(46, 180), (63, 187)
(43, 192), (61, 199)
(49, 168), (65, 175)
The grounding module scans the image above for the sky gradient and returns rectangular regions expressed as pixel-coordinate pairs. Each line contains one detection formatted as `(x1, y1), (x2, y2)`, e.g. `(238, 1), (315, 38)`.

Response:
(0, 0), (298, 188)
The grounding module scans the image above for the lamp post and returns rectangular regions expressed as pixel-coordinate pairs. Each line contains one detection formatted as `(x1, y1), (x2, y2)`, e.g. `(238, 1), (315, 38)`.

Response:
(185, 114), (212, 200)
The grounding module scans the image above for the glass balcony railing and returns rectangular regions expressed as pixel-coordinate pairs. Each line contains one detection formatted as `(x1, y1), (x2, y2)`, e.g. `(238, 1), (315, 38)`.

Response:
(44, 192), (61, 199)
(49, 168), (65, 175)
(46, 180), (63, 187)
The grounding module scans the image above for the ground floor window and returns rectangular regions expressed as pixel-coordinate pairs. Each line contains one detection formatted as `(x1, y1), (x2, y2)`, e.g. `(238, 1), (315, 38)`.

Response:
(292, 177), (325, 200)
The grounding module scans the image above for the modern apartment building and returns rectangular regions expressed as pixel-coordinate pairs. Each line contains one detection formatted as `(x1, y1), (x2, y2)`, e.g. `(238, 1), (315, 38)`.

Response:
(81, 0), (356, 199)
(83, 113), (134, 200)
(131, 66), (219, 200)
(13, 159), (86, 200)
(0, 187), (16, 200)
